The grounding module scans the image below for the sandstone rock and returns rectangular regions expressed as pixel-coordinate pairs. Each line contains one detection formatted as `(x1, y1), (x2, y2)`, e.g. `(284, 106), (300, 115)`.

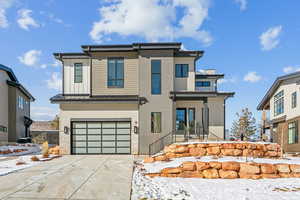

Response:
(233, 149), (243, 156)
(260, 164), (277, 174)
(236, 143), (247, 149)
(246, 143), (257, 150)
(187, 144), (196, 148)
(221, 149), (235, 156)
(222, 162), (240, 171)
(266, 144), (279, 151)
(291, 173), (300, 178)
(276, 164), (290, 173)
(175, 146), (189, 153)
(290, 164), (300, 173)
(221, 143), (236, 149)
(203, 169), (219, 179)
(146, 173), (161, 178)
(167, 144), (177, 153)
(207, 147), (220, 155)
(209, 161), (222, 169)
(196, 161), (211, 171)
(261, 174), (280, 179)
(165, 152), (177, 159)
(208, 143), (220, 147)
(176, 152), (190, 157)
(182, 161), (196, 171)
(240, 163), (260, 174)
(265, 151), (278, 157)
(219, 169), (238, 179)
(162, 167), (182, 174)
(242, 149), (253, 157)
(239, 173), (261, 179)
(189, 147), (206, 156)
(144, 157), (155, 163)
(256, 144), (266, 151)
(197, 143), (208, 148)
(155, 155), (168, 161)
(252, 150), (264, 157)
(279, 173), (292, 178)
(178, 171), (204, 178)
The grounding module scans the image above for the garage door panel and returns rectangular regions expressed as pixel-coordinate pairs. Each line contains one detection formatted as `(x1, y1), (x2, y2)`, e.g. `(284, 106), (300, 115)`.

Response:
(71, 121), (131, 154)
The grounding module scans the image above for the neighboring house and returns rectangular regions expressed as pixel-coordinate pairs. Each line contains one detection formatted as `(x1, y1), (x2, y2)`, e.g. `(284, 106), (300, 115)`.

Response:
(30, 121), (59, 145)
(0, 64), (35, 143)
(50, 42), (234, 155)
(258, 71), (300, 152)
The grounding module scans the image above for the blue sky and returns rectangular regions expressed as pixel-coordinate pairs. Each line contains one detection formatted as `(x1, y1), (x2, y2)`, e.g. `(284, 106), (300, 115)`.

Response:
(1, 0), (300, 130)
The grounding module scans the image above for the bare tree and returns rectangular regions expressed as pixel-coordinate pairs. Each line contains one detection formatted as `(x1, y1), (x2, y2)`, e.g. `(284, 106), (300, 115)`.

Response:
(231, 108), (257, 141)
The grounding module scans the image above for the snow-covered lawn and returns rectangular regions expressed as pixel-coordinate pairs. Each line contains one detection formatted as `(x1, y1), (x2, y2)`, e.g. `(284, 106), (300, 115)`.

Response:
(132, 156), (300, 200)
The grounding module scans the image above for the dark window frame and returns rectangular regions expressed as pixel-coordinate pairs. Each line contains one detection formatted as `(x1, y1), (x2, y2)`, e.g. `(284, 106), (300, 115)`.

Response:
(175, 64), (189, 78)
(151, 112), (162, 133)
(74, 63), (83, 83)
(274, 90), (284, 116)
(107, 58), (124, 88)
(151, 60), (161, 95)
(288, 121), (298, 144)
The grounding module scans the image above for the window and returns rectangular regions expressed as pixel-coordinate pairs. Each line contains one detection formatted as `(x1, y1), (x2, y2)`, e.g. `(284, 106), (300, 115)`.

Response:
(292, 92), (297, 108)
(288, 121), (298, 144)
(108, 58), (124, 88)
(195, 81), (211, 87)
(274, 90), (284, 116)
(151, 60), (161, 94)
(18, 96), (24, 109)
(0, 125), (7, 133)
(151, 112), (161, 133)
(175, 64), (189, 77)
(74, 63), (83, 83)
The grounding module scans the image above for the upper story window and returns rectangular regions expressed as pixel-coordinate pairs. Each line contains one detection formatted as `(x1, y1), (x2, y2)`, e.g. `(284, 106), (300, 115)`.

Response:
(274, 90), (284, 116)
(74, 63), (83, 83)
(288, 121), (298, 144)
(151, 60), (161, 94)
(108, 58), (124, 88)
(17, 96), (25, 110)
(175, 64), (188, 78)
(292, 91), (297, 109)
(195, 81), (211, 87)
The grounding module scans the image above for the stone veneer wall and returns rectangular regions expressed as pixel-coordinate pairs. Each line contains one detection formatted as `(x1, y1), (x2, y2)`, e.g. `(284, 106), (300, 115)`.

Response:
(145, 143), (282, 162)
(145, 161), (300, 179)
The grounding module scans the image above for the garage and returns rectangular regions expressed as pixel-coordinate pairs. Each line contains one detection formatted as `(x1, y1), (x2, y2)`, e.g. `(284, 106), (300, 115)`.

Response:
(71, 120), (131, 154)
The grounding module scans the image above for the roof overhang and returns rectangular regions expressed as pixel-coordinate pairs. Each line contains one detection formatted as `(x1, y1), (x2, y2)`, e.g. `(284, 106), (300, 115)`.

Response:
(257, 71), (300, 110)
(195, 74), (224, 79)
(170, 91), (235, 101)
(7, 80), (35, 101)
(0, 64), (18, 82)
(53, 53), (90, 61)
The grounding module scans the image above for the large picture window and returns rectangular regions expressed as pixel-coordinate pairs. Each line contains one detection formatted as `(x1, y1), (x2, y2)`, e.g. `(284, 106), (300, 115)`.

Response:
(74, 63), (83, 83)
(274, 90), (284, 116)
(288, 121), (298, 144)
(151, 112), (161, 133)
(292, 92), (297, 109)
(175, 64), (189, 78)
(151, 60), (161, 94)
(108, 58), (124, 88)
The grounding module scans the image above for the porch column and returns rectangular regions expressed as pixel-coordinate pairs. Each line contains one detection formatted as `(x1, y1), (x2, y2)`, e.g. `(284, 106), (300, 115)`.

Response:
(202, 98), (209, 135)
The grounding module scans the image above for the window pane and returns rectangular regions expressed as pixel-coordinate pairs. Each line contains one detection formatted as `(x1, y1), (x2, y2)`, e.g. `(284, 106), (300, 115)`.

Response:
(151, 112), (161, 133)
(152, 74), (161, 94)
(182, 65), (189, 77)
(74, 63), (83, 83)
(116, 60), (124, 79)
(151, 60), (161, 73)
(175, 64), (181, 77)
(108, 58), (124, 88)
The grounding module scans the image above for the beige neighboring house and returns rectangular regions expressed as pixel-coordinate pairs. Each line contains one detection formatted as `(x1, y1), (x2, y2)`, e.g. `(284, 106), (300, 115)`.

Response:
(0, 64), (35, 143)
(50, 42), (234, 155)
(258, 71), (300, 153)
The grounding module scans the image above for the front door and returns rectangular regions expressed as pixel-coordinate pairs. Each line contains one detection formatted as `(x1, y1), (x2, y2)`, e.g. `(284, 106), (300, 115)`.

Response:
(176, 108), (186, 131)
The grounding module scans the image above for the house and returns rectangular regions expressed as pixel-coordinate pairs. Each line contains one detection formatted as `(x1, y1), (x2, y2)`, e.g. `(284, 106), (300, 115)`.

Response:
(0, 64), (35, 143)
(30, 121), (59, 145)
(50, 42), (234, 155)
(258, 71), (300, 152)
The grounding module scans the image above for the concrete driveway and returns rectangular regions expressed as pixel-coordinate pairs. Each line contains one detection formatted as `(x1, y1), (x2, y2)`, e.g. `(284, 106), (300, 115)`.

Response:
(0, 155), (134, 200)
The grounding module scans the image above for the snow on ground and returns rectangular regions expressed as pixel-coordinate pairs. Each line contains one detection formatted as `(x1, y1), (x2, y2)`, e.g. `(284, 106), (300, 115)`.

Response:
(132, 163), (300, 200)
(0, 144), (41, 157)
(143, 156), (300, 173)
(0, 154), (60, 176)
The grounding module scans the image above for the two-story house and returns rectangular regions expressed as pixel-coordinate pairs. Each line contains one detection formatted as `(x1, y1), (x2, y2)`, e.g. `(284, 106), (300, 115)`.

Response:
(50, 42), (234, 155)
(0, 64), (35, 143)
(258, 71), (300, 152)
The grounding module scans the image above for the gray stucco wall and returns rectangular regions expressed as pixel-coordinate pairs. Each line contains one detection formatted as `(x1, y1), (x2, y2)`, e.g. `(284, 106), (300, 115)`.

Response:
(138, 50), (175, 154)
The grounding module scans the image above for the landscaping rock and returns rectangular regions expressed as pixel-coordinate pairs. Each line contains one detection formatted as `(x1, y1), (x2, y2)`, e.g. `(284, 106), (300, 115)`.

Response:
(266, 144), (279, 151)
(189, 147), (206, 156)
(236, 143), (247, 149)
(219, 169), (238, 179)
(221, 143), (236, 149)
(155, 155), (168, 161)
(222, 162), (240, 171)
(175, 146), (189, 153)
(146, 173), (161, 178)
(290, 164), (300, 173)
(182, 161), (195, 171)
(240, 163), (260, 174)
(252, 150), (264, 157)
(197, 143), (208, 148)
(239, 173), (261, 179)
(207, 146), (220, 155)
(209, 161), (222, 169)
(233, 149), (243, 156)
(242, 149), (253, 157)
(261, 174), (280, 179)
(203, 169), (219, 179)
(162, 167), (182, 174)
(260, 164), (277, 174)
(221, 149), (235, 156)
(178, 171), (204, 178)
(276, 164), (290, 173)
(279, 173), (292, 178)
(291, 173), (300, 178)
(265, 151), (278, 157)
(144, 157), (155, 163)
(196, 161), (211, 171)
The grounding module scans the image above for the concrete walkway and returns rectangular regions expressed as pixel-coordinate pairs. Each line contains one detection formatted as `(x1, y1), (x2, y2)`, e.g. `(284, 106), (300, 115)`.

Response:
(0, 155), (134, 200)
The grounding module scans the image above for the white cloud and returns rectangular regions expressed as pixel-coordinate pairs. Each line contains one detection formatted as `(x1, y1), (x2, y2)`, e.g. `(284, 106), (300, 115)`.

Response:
(46, 72), (62, 91)
(18, 50), (42, 66)
(218, 77), (237, 84)
(51, 60), (61, 67)
(0, 0), (14, 28)
(90, 0), (212, 46)
(283, 66), (300, 74)
(17, 9), (39, 30)
(260, 26), (282, 51)
(234, 0), (247, 11)
(31, 106), (58, 121)
(243, 71), (262, 83)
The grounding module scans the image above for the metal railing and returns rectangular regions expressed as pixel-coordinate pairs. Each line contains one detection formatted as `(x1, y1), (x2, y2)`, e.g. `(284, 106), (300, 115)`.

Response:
(149, 130), (178, 155)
